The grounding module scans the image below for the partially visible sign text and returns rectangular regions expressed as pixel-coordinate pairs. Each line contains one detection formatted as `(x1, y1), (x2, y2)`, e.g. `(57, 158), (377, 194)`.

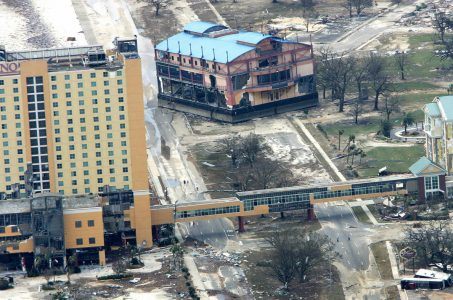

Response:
(0, 62), (20, 76)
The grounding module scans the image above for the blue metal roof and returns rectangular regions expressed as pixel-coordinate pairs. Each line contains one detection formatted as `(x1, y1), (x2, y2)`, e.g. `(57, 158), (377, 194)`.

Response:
(409, 157), (445, 176)
(437, 95), (453, 121)
(425, 102), (441, 117)
(217, 32), (272, 45)
(156, 33), (263, 63)
(156, 21), (280, 63)
(183, 21), (227, 34)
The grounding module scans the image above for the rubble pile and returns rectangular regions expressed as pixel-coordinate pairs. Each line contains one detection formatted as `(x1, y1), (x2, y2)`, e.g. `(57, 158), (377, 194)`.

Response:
(193, 247), (242, 266)
(398, 0), (453, 27)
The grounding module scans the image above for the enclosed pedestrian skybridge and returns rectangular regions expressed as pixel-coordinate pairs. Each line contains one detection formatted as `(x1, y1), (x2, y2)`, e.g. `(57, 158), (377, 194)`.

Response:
(149, 174), (418, 225)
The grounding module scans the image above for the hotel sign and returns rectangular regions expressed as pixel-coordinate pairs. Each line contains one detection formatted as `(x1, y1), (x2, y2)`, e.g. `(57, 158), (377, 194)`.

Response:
(0, 62), (20, 76)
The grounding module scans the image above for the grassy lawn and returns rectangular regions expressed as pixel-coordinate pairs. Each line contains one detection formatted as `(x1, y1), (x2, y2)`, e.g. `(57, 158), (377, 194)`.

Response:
(389, 81), (440, 92)
(398, 92), (448, 108)
(370, 241), (394, 280)
(351, 206), (372, 224)
(359, 145), (425, 177)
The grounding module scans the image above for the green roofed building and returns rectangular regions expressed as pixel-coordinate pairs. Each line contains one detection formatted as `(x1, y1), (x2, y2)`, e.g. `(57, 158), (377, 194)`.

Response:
(424, 96), (453, 173)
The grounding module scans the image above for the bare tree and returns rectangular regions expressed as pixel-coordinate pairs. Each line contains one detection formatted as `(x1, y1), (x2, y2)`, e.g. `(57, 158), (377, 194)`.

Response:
(394, 51), (409, 80)
(433, 11), (450, 43)
(251, 159), (295, 190)
(366, 52), (392, 110)
(343, 0), (354, 18)
(147, 0), (171, 17)
(266, 228), (336, 289)
(404, 221), (453, 272)
(330, 53), (356, 112)
(353, 57), (370, 100)
(302, 9), (319, 32)
(241, 133), (263, 166)
(221, 135), (241, 167)
(352, 0), (373, 16)
(382, 96), (400, 121)
(316, 48), (334, 99)
(351, 97), (362, 124)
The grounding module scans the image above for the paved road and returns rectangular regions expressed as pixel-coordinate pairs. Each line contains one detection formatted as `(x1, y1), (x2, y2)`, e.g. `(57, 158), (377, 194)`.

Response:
(316, 202), (371, 271)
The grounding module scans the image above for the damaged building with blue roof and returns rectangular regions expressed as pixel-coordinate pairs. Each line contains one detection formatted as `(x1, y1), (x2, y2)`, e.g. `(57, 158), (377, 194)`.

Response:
(154, 21), (318, 122)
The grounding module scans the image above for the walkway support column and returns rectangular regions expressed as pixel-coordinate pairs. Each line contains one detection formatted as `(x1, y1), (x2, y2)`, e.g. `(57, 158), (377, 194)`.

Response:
(238, 216), (245, 233)
(307, 204), (316, 221)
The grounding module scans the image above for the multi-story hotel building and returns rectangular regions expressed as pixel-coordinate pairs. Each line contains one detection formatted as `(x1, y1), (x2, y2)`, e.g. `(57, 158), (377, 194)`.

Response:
(155, 21), (318, 122)
(0, 38), (152, 248)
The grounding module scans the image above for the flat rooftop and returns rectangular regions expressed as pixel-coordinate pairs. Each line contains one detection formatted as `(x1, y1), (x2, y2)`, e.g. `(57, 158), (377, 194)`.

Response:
(237, 174), (416, 197)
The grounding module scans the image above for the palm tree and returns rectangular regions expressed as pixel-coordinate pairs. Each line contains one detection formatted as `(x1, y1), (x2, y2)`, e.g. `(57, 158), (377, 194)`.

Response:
(347, 144), (356, 164)
(338, 129), (344, 150)
(402, 113), (415, 135)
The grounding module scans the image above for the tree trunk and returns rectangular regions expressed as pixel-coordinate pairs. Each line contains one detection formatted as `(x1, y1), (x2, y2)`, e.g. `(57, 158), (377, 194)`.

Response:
(401, 70), (405, 80)
(338, 134), (341, 150)
(355, 112), (358, 124)
(322, 87), (326, 99)
(374, 93), (379, 110)
(339, 97), (344, 112)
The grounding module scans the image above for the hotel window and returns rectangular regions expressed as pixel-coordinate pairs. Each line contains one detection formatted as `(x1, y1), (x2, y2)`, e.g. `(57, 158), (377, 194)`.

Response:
(118, 88), (123, 94)
(116, 70), (122, 76)
(77, 82), (83, 88)
(51, 85), (57, 90)
(92, 91), (97, 96)
(85, 188), (90, 193)
(103, 71), (108, 77)
(84, 179), (90, 184)
(77, 74), (83, 79)
(88, 220), (94, 227)
(96, 161), (101, 166)
(65, 92), (71, 98)
(83, 162), (88, 167)
(91, 82), (96, 87)
(64, 75), (70, 80)
(14, 96), (19, 102)
(79, 100), (84, 105)
(57, 164), (62, 169)
(90, 72), (96, 78)
(104, 81), (109, 86)
(53, 102), (58, 108)
(51, 76), (56, 81)
(118, 97), (124, 102)
(13, 79), (18, 84)
(78, 91), (84, 96)
(97, 178), (103, 184)
(117, 79), (123, 85)
(65, 83), (71, 89)
(75, 220), (82, 228)
(76, 238), (83, 245)
(72, 188), (78, 194)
